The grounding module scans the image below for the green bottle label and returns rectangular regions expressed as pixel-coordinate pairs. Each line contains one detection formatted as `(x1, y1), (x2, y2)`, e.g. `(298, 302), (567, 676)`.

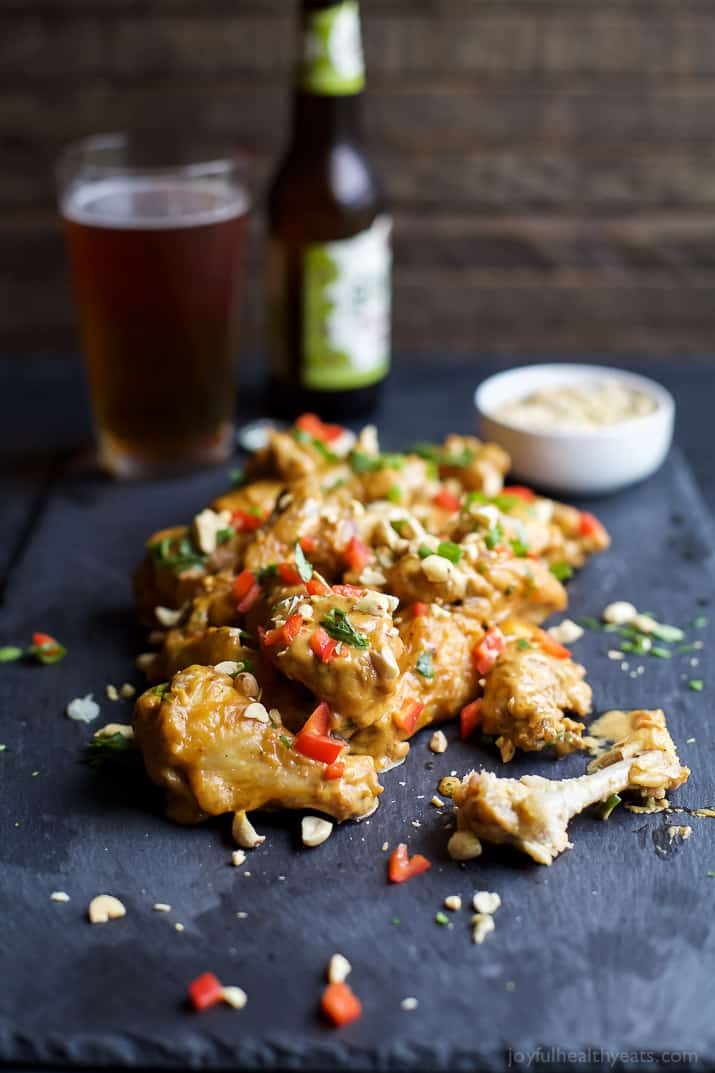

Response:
(300, 1), (366, 96)
(302, 216), (392, 391)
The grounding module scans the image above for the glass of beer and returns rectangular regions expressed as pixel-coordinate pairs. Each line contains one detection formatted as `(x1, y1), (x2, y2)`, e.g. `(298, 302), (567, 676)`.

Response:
(57, 133), (250, 478)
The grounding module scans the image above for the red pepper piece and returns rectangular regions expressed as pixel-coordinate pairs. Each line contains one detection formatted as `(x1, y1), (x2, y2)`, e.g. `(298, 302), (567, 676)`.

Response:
(410, 602), (428, 618)
(388, 842), (431, 884)
(294, 731), (343, 765)
(502, 485), (536, 501)
(32, 632), (56, 648)
(233, 570), (261, 613)
(473, 626), (506, 675)
(578, 511), (602, 538)
(188, 972), (224, 1012)
(460, 698), (482, 741)
(321, 981), (362, 1026)
(433, 487), (462, 512)
(324, 759), (345, 781)
(306, 577), (331, 597)
(232, 510), (264, 533)
(343, 536), (370, 573)
(535, 628), (571, 660)
(299, 535), (317, 553)
(278, 562), (303, 585)
(310, 627), (338, 664)
(392, 699), (425, 736)
(302, 701), (331, 737)
(295, 413), (344, 443)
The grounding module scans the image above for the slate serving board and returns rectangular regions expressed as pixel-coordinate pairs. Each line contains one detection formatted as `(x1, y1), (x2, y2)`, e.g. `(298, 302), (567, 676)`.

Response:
(1, 367), (714, 1072)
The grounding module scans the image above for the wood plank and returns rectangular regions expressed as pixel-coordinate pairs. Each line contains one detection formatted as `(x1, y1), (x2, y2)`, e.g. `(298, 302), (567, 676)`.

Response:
(3, 10), (715, 81)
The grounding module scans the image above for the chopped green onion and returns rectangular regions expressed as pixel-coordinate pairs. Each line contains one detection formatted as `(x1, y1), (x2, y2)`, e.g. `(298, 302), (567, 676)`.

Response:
(577, 617), (603, 632)
(279, 734), (293, 750)
(690, 615), (708, 629)
(597, 793), (621, 820)
(650, 646), (672, 659)
(412, 442), (474, 468)
(516, 638), (531, 651)
(387, 484), (403, 504)
(435, 911), (449, 926)
(148, 535), (207, 573)
(648, 621), (685, 644)
(349, 450), (381, 474)
(677, 643), (695, 654)
(27, 640), (67, 665)
(437, 541), (463, 564)
(390, 519), (408, 536)
(689, 679), (704, 692)
(0, 744), (6, 752)
(294, 541), (313, 583)
(707, 871), (715, 878)
(509, 539), (529, 558)
(216, 527), (235, 544)
(0, 646), (23, 663)
(549, 562), (573, 582)
(83, 733), (137, 768)
(320, 609), (369, 649)
(391, 916), (401, 925)
(416, 652), (434, 679)
(484, 523), (504, 551)
(418, 544), (434, 559)
(257, 563), (278, 582)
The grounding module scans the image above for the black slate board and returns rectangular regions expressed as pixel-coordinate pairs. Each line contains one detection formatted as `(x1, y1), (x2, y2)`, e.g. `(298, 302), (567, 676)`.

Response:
(1, 419), (715, 1070)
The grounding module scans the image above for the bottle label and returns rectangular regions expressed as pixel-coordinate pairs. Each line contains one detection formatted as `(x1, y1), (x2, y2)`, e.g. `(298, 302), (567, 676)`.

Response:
(300, 1), (366, 96)
(301, 216), (391, 391)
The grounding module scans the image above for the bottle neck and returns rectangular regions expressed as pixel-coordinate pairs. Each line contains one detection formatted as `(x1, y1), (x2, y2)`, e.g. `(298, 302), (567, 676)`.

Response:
(292, 91), (362, 149)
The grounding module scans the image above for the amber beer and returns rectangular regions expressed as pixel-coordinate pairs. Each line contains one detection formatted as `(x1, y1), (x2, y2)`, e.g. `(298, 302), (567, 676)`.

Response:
(268, 0), (391, 418)
(59, 140), (249, 477)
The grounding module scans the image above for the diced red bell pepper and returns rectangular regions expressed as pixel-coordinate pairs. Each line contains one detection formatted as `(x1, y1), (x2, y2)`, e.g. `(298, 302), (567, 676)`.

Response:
(306, 577), (331, 597)
(502, 485), (536, 502)
(278, 562), (303, 586)
(295, 413), (345, 443)
(433, 487), (462, 512)
(299, 535), (317, 553)
(188, 972), (224, 1012)
(264, 612), (303, 649)
(332, 583), (365, 598)
(324, 759), (345, 781)
(393, 699), (425, 736)
(321, 981), (362, 1027)
(302, 700), (331, 737)
(410, 602), (428, 618)
(343, 536), (370, 573)
(460, 698), (482, 741)
(535, 628), (571, 660)
(233, 570), (261, 613)
(578, 511), (602, 538)
(32, 632), (56, 648)
(294, 731), (343, 765)
(232, 510), (264, 533)
(310, 627), (338, 663)
(473, 626), (506, 675)
(388, 842), (431, 884)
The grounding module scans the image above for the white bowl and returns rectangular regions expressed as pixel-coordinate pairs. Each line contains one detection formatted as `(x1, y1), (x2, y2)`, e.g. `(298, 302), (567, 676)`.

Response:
(475, 364), (675, 497)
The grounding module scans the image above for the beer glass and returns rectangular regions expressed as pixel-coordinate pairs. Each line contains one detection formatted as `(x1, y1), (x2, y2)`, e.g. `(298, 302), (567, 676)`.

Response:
(56, 134), (250, 478)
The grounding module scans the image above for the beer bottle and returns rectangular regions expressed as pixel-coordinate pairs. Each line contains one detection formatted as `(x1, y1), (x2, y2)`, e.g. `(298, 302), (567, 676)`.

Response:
(267, 0), (391, 419)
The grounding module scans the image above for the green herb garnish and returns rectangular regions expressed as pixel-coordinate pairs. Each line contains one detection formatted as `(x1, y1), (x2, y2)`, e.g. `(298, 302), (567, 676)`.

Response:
(418, 544), (434, 559)
(0, 646), (24, 663)
(280, 734), (293, 750)
(689, 679), (704, 692)
(148, 535), (207, 573)
(216, 527), (235, 544)
(648, 621), (685, 644)
(0, 744), (6, 751)
(387, 484), (403, 504)
(149, 682), (170, 697)
(349, 450), (380, 474)
(27, 640), (67, 665)
(707, 871), (715, 878)
(577, 617), (603, 632)
(509, 539), (529, 558)
(416, 652), (434, 679)
(391, 519), (408, 537)
(391, 916), (401, 925)
(549, 562), (573, 582)
(690, 615), (708, 629)
(412, 442), (474, 468)
(294, 541), (313, 583)
(83, 732), (136, 768)
(320, 609), (369, 649)
(484, 523), (504, 551)
(650, 646), (672, 659)
(516, 638), (531, 650)
(597, 793), (621, 820)
(437, 541), (462, 564)
(257, 563), (278, 582)
(435, 911), (449, 926)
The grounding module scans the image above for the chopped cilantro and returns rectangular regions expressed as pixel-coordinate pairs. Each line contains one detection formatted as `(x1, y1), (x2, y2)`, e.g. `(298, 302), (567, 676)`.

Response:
(689, 680), (704, 692)
(597, 793), (621, 820)
(437, 541), (463, 564)
(0, 646), (23, 663)
(416, 652), (434, 679)
(294, 541), (313, 583)
(320, 609), (369, 648)
(549, 562), (573, 582)
(83, 732), (136, 768)
(148, 535), (207, 573)
(435, 911), (449, 926)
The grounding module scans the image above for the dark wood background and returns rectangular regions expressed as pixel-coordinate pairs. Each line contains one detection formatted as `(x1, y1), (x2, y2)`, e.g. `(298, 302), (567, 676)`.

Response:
(3, 0), (715, 357)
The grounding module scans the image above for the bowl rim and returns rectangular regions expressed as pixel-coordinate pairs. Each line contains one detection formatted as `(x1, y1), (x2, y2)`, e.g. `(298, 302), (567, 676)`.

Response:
(474, 363), (675, 441)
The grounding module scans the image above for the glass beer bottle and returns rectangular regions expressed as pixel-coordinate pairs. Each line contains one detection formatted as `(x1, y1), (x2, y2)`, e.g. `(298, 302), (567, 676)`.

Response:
(267, 0), (391, 419)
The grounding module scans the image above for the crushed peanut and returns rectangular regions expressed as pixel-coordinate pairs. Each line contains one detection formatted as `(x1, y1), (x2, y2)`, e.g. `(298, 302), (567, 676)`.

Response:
(603, 601), (637, 625)
(222, 986), (247, 1010)
(401, 997), (419, 1011)
(155, 605), (184, 628)
(88, 894), (126, 924)
(429, 730), (448, 754)
(327, 953), (352, 984)
(547, 619), (584, 645)
(444, 895), (462, 911)
(50, 891), (70, 903)
(153, 903), (171, 912)
(473, 890), (501, 915)
(447, 830), (482, 861)
(105, 684), (119, 702)
(301, 815), (334, 847)
(119, 682), (136, 699)
(232, 811), (266, 849)
(472, 913), (496, 944)
(231, 849), (247, 867)
(431, 795), (445, 808)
